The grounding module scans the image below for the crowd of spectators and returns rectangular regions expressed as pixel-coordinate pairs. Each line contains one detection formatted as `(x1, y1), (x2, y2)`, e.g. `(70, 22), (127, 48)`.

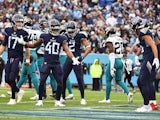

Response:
(0, 0), (159, 54)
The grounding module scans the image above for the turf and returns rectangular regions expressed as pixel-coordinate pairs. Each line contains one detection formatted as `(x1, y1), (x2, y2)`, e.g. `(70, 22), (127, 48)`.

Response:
(0, 86), (160, 120)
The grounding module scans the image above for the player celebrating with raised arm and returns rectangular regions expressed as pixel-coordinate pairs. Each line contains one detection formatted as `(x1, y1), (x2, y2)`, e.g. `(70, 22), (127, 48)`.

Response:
(61, 21), (91, 105)
(98, 27), (133, 104)
(0, 14), (30, 105)
(18, 19), (80, 107)
(130, 17), (159, 112)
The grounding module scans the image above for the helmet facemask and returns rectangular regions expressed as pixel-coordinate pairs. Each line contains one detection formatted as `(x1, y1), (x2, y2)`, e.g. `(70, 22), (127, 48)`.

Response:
(39, 19), (48, 30)
(23, 17), (33, 29)
(50, 25), (60, 36)
(49, 19), (60, 36)
(67, 21), (77, 38)
(12, 14), (24, 30)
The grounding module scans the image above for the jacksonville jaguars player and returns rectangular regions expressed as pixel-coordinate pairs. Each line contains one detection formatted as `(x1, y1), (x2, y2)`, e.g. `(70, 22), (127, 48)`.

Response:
(98, 27), (133, 104)
(130, 17), (159, 112)
(18, 19), (80, 107)
(0, 14), (30, 105)
(61, 21), (91, 105)
(16, 17), (39, 101)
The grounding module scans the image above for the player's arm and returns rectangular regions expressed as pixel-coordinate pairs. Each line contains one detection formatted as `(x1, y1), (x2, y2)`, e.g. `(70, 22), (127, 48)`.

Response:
(18, 36), (42, 48)
(25, 39), (42, 48)
(62, 41), (74, 59)
(0, 29), (8, 55)
(143, 35), (158, 58)
(106, 42), (116, 77)
(154, 35), (160, 45)
(82, 38), (91, 59)
(134, 44), (141, 66)
(143, 35), (159, 69)
(0, 45), (6, 55)
(24, 47), (31, 66)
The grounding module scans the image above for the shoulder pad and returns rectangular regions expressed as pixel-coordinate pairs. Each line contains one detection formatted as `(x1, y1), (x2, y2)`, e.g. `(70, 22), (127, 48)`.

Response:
(140, 28), (149, 34)
(4, 27), (12, 36)
(106, 37), (112, 43)
(79, 31), (88, 38)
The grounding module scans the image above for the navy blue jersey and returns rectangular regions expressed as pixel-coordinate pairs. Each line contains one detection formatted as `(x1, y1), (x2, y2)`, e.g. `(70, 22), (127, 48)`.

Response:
(40, 33), (68, 64)
(65, 32), (87, 56)
(2, 27), (28, 59)
(138, 29), (154, 58)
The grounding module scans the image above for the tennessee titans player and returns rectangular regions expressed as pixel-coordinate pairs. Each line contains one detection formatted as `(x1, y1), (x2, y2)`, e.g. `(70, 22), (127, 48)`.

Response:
(18, 19), (80, 107)
(16, 17), (39, 101)
(131, 17), (159, 112)
(61, 21), (91, 105)
(0, 14), (30, 105)
(36, 18), (57, 99)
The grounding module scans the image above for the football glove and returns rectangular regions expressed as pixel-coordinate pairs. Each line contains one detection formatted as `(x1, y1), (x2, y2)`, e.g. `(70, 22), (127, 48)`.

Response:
(152, 58), (159, 69)
(135, 56), (140, 66)
(24, 58), (30, 66)
(110, 68), (116, 77)
(72, 57), (80, 65)
(18, 35), (26, 45)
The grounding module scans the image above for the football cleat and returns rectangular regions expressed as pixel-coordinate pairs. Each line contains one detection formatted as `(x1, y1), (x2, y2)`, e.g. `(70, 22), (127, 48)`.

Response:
(60, 98), (66, 104)
(17, 89), (25, 103)
(49, 93), (56, 99)
(65, 94), (74, 100)
(98, 99), (111, 103)
(128, 92), (133, 103)
(55, 100), (65, 107)
(7, 99), (16, 105)
(30, 94), (38, 100)
(80, 99), (87, 105)
(35, 100), (43, 106)
(135, 105), (152, 112)
(0, 94), (6, 98)
(7, 91), (11, 96)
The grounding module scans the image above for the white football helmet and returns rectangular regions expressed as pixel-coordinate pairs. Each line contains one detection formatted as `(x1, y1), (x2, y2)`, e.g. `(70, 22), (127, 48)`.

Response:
(23, 17), (33, 28)
(105, 27), (116, 37)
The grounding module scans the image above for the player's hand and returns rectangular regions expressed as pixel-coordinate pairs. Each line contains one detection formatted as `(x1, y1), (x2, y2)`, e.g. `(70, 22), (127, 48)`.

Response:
(77, 56), (83, 62)
(110, 68), (116, 77)
(72, 57), (80, 65)
(18, 35), (26, 45)
(135, 56), (140, 66)
(35, 71), (40, 74)
(152, 58), (159, 69)
(24, 59), (30, 66)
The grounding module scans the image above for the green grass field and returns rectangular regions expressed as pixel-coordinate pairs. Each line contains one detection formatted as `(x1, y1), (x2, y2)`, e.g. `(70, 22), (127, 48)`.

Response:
(0, 86), (160, 120)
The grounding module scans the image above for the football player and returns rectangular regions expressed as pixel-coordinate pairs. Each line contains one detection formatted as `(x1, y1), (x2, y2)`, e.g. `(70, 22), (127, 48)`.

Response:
(61, 21), (91, 105)
(16, 17), (39, 101)
(130, 17), (159, 112)
(37, 18), (57, 99)
(59, 22), (74, 100)
(98, 27), (133, 104)
(18, 19), (80, 106)
(0, 14), (30, 105)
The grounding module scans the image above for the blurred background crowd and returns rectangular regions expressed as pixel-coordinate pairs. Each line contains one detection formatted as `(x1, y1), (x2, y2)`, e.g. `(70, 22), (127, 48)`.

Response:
(0, 0), (159, 54)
